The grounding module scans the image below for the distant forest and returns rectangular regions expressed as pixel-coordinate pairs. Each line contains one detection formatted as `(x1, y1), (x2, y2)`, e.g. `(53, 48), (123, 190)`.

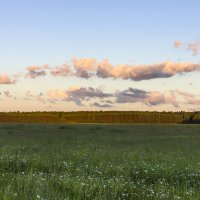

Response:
(0, 111), (200, 124)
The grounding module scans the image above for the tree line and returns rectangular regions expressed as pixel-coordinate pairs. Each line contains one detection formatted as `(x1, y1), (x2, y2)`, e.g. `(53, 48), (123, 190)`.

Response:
(0, 111), (200, 123)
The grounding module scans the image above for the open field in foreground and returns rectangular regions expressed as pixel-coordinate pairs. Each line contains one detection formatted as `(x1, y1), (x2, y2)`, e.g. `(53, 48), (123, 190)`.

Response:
(0, 124), (200, 200)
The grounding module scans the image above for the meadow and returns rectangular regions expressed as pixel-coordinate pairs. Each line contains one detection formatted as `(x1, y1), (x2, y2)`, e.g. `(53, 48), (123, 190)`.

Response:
(0, 123), (199, 200)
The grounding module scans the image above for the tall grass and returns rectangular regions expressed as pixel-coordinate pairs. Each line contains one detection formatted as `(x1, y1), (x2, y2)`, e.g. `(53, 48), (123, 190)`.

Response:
(0, 124), (199, 199)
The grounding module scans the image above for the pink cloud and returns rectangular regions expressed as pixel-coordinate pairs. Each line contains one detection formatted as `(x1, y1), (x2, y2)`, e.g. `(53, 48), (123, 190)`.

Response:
(26, 64), (49, 79)
(97, 60), (200, 81)
(50, 64), (72, 77)
(71, 58), (97, 78)
(115, 88), (179, 107)
(186, 40), (200, 56)
(174, 40), (182, 49)
(0, 74), (16, 84)
(47, 86), (112, 106)
(46, 58), (200, 81)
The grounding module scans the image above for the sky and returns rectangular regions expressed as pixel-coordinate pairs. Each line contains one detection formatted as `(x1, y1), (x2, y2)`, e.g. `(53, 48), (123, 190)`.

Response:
(0, 0), (200, 112)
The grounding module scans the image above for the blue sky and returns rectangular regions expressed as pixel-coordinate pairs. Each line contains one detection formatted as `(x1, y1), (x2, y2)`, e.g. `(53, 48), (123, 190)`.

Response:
(0, 0), (200, 111)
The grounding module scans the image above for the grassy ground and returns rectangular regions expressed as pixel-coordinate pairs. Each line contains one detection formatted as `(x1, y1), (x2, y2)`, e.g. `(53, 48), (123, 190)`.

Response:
(0, 123), (199, 200)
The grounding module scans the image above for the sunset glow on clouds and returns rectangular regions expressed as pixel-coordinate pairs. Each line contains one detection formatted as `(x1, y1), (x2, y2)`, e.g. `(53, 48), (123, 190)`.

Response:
(3, 58), (200, 82)
(25, 65), (49, 79)
(0, 1), (200, 111)
(1, 57), (200, 111)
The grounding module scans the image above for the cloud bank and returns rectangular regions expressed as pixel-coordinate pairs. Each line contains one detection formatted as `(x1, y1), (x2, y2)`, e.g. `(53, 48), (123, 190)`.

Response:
(115, 88), (178, 107)
(2, 86), (200, 110)
(47, 87), (182, 108)
(96, 60), (200, 81)
(47, 58), (200, 81)
(6, 58), (200, 83)
(47, 87), (112, 106)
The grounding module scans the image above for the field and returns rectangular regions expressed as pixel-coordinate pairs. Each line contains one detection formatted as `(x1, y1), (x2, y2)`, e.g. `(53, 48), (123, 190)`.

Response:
(0, 124), (200, 200)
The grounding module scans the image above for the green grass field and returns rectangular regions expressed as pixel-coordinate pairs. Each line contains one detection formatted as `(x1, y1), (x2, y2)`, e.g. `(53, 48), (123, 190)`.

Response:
(0, 123), (200, 200)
